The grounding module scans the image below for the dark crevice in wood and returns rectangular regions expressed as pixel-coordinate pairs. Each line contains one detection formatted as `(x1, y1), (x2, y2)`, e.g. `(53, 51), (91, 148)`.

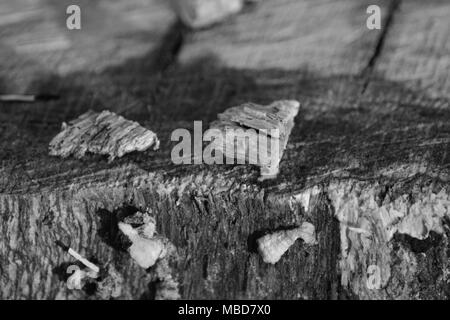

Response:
(202, 254), (209, 279)
(96, 205), (138, 252)
(361, 0), (401, 94)
(393, 231), (444, 254)
(140, 279), (159, 300)
(311, 194), (343, 299)
(151, 21), (186, 74)
(241, 255), (250, 292)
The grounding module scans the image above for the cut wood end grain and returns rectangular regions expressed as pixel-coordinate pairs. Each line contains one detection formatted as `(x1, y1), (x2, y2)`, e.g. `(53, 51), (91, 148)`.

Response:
(49, 110), (160, 161)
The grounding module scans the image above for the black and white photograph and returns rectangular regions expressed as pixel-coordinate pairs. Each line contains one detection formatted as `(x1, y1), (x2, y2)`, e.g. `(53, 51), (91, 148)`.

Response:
(0, 0), (449, 307)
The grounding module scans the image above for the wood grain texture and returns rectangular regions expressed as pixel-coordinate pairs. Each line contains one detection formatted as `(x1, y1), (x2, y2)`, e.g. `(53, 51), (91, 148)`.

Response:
(178, 0), (389, 75)
(0, 0), (174, 92)
(372, 0), (450, 99)
(0, 0), (449, 299)
(48, 110), (160, 160)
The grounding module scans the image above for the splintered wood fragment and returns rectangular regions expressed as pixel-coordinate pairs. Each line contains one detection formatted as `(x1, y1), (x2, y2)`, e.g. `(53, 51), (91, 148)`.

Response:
(118, 211), (180, 299)
(257, 222), (316, 265)
(118, 211), (173, 269)
(170, 0), (243, 29)
(210, 100), (300, 180)
(49, 110), (159, 161)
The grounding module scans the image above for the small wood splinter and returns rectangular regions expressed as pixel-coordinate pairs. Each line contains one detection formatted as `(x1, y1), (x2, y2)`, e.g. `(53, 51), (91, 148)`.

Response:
(55, 240), (100, 273)
(257, 222), (316, 264)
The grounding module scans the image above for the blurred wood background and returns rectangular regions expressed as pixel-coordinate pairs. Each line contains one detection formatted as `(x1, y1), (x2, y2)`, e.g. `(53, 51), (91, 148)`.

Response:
(0, 0), (449, 299)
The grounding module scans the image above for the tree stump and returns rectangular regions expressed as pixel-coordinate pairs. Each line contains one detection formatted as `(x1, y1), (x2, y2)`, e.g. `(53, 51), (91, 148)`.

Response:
(0, 0), (449, 299)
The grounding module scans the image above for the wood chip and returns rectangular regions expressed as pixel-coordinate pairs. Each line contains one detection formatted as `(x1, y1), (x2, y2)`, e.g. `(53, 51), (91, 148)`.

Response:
(49, 110), (159, 161)
(170, 0), (243, 29)
(257, 222), (317, 264)
(118, 212), (173, 269)
(209, 100), (300, 180)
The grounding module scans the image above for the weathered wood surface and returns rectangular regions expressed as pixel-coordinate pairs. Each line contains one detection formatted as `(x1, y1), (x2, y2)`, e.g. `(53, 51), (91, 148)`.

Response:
(0, 0), (449, 299)
(372, 0), (450, 99)
(179, 0), (389, 75)
(0, 0), (174, 91)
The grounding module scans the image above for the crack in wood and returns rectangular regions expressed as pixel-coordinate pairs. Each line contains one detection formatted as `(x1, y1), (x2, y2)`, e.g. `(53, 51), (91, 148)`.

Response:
(361, 0), (401, 93)
(152, 21), (186, 74)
